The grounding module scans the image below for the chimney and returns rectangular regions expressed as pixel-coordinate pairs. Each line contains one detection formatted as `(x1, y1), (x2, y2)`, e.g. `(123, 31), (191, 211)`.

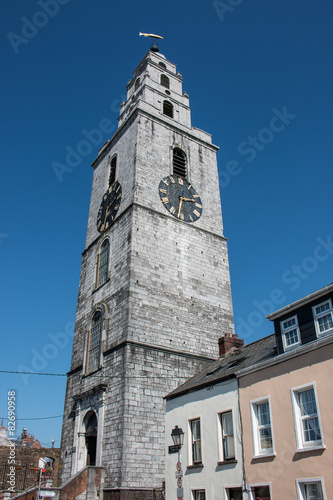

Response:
(218, 332), (244, 357)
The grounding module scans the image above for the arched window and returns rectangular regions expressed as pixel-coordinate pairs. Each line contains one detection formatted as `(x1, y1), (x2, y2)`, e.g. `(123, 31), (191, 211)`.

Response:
(134, 77), (140, 90)
(160, 74), (169, 89)
(173, 148), (187, 178)
(87, 311), (102, 373)
(97, 239), (109, 287)
(163, 100), (173, 118)
(159, 62), (167, 69)
(109, 156), (117, 187)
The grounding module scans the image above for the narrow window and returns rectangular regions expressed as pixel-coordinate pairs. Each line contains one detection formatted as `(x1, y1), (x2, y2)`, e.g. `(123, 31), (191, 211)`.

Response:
(296, 479), (325, 500)
(313, 299), (333, 336)
(281, 315), (300, 350)
(251, 398), (274, 456)
(97, 239), (109, 287)
(109, 156), (117, 187)
(160, 74), (170, 89)
(173, 148), (186, 178)
(292, 385), (323, 450)
(134, 77), (140, 90)
(87, 311), (102, 373)
(163, 100), (173, 118)
(220, 411), (235, 460)
(191, 419), (202, 464)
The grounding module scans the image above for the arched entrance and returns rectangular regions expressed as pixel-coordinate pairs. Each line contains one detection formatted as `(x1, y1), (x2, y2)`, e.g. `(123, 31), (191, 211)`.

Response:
(84, 411), (97, 466)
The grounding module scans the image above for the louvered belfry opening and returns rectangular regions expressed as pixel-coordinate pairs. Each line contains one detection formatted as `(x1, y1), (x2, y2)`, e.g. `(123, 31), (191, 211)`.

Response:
(173, 148), (187, 178)
(163, 100), (173, 118)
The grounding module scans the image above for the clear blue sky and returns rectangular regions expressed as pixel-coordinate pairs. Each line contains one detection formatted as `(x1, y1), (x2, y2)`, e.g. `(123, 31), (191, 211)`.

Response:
(1, 0), (332, 447)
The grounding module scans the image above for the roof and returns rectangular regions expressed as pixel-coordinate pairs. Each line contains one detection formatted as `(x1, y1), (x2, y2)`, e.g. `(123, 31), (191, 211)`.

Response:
(165, 334), (276, 400)
(266, 282), (333, 320)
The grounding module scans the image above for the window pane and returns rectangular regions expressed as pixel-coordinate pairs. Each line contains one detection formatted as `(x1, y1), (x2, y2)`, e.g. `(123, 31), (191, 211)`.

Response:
(304, 482), (324, 500)
(257, 402), (270, 426)
(259, 427), (272, 449)
(303, 417), (321, 442)
(88, 312), (102, 372)
(298, 389), (317, 416)
(98, 240), (109, 286)
(285, 328), (299, 346)
(222, 412), (235, 459)
(315, 302), (330, 314)
(318, 313), (333, 332)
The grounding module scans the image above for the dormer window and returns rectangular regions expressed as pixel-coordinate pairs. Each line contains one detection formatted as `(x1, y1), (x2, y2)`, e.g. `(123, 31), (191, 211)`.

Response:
(134, 78), (140, 91)
(281, 316), (300, 350)
(163, 100), (173, 118)
(160, 74), (169, 89)
(313, 299), (333, 336)
(109, 156), (117, 187)
(173, 148), (186, 178)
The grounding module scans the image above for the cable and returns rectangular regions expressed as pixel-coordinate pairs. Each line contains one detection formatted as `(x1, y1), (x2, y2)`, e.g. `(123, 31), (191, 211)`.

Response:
(1, 415), (63, 421)
(0, 370), (66, 376)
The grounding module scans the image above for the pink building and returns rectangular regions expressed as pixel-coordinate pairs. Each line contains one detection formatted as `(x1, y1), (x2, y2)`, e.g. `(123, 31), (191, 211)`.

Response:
(238, 284), (333, 500)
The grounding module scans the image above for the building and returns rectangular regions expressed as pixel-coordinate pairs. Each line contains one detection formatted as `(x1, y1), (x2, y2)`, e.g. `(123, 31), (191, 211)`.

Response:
(238, 283), (333, 499)
(60, 46), (234, 500)
(165, 333), (275, 500)
(165, 284), (333, 500)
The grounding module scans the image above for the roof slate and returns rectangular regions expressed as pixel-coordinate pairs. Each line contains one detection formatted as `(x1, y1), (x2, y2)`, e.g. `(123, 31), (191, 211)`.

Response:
(166, 334), (276, 399)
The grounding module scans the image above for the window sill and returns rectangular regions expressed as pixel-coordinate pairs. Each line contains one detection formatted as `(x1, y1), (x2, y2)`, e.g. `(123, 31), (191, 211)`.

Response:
(217, 459), (237, 466)
(295, 445), (325, 454)
(252, 452), (276, 460)
(187, 463), (204, 469)
(92, 278), (110, 294)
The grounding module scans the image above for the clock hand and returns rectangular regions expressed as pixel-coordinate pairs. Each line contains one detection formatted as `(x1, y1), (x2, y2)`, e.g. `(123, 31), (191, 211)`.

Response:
(181, 197), (195, 202)
(177, 197), (183, 218)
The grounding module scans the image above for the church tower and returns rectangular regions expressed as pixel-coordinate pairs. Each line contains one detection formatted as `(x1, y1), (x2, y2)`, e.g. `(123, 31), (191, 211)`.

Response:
(60, 47), (234, 499)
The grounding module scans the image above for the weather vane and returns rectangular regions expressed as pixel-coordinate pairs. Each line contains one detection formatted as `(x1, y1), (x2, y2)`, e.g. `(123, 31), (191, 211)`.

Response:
(139, 32), (164, 51)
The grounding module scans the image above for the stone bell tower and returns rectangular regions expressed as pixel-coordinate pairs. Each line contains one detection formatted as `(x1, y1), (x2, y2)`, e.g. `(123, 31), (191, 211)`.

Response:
(60, 46), (234, 499)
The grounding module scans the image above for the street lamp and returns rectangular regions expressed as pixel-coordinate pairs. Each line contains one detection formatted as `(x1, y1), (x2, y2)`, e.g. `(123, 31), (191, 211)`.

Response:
(171, 426), (184, 449)
(171, 426), (184, 500)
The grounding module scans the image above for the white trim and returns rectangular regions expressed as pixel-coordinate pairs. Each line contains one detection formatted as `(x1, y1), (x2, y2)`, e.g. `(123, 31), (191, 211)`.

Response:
(218, 409), (236, 461)
(188, 416), (203, 465)
(266, 284), (333, 320)
(312, 298), (333, 337)
(291, 382), (324, 451)
(250, 396), (275, 458)
(296, 477), (327, 500)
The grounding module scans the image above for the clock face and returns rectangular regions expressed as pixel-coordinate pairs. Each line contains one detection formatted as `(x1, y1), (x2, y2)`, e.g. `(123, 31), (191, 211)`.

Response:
(158, 175), (202, 223)
(96, 181), (122, 233)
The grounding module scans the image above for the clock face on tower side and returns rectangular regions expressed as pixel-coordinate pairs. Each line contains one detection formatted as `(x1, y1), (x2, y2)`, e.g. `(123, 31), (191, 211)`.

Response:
(96, 181), (122, 233)
(158, 175), (202, 223)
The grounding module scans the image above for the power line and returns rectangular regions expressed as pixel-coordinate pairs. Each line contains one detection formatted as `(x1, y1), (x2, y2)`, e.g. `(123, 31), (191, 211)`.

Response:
(1, 415), (63, 421)
(0, 370), (66, 376)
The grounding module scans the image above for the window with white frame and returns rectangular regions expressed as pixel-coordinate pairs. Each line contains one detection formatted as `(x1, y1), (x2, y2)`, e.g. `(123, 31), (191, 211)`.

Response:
(250, 398), (274, 456)
(219, 411), (235, 460)
(190, 418), (202, 464)
(313, 299), (333, 336)
(193, 490), (205, 500)
(292, 384), (323, 450)
(281, 315), (300, 350)
(296, 478), (326, 500)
